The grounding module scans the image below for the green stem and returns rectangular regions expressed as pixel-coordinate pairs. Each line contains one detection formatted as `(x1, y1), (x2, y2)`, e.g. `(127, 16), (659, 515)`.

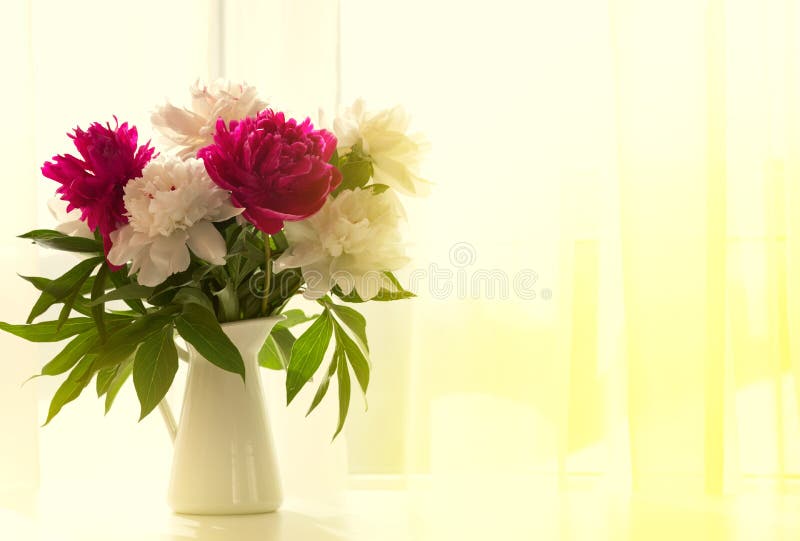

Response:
(262, 234), (271, 315)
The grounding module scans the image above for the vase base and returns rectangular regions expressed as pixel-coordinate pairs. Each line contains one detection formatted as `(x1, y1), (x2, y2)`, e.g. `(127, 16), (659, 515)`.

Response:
(169, 501), (282, 516)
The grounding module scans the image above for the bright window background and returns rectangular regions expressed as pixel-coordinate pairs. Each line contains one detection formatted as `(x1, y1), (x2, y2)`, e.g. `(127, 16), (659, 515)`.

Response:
(2, 0), (800, 506)
(27, 0), (210, 492)
(338, 0), (800, 491)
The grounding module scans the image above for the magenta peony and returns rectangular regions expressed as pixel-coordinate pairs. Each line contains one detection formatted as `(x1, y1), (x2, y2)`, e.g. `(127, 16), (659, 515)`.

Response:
(41, 119), (156, 255)
(198, 110), (341, 234)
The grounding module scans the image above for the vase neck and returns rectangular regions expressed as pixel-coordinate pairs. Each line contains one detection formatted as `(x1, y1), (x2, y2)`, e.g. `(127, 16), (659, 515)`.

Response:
(187, 316), (284, 360)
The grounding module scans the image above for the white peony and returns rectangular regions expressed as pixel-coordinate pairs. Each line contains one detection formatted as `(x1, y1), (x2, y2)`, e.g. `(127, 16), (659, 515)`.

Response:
(47, 198), (93, 239)
(151, 79), (267, 160)
(108, 156), (242, 287)
(274, 188), (409, 300)
(332, 99), (430, 196)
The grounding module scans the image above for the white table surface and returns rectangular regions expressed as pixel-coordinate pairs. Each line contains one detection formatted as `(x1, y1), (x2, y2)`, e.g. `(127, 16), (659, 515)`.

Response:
(2, 476), (800, 540)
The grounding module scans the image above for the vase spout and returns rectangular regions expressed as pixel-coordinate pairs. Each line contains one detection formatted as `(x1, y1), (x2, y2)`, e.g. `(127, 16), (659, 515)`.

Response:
(219, 316), (284, 359)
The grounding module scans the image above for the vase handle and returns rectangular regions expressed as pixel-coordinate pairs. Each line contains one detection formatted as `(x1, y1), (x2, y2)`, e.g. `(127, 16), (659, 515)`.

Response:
(175, 340), (191, 364)
(158, 400), (178, 443)
(158, 338), (191, 443)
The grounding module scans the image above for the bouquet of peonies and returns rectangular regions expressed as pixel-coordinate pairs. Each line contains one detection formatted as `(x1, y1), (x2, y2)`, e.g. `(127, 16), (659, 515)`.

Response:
(2, 81), (428, 437)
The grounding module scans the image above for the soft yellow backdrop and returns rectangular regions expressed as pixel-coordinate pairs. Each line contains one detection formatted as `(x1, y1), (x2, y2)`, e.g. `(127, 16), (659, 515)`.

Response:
(334, 0), (800, 498)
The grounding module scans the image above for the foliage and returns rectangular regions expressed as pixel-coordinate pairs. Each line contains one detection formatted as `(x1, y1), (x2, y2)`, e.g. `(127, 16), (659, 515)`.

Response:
(2, 143), (415, 438)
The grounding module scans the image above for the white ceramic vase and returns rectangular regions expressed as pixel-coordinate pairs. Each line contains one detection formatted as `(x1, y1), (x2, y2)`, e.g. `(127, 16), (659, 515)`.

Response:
(167, 316), (284, 515)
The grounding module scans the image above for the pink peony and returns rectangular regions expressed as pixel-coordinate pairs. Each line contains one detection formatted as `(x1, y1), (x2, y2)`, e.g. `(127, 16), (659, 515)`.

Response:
(198, 110), (341, 234)
(41, 119), (155, 256)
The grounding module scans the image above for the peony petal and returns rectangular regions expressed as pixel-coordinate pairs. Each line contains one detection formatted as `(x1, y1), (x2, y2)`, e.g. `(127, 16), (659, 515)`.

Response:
(155, 80), (267, 160)
(332, 99), (430, 197)
(135, 249), (166, 287)
(43, 119), (154, 262)
(274, 241), (325, 271)
(198, 109), (340, 234)
(241, 207), (286, 234)
(107, 225), (142, 267)
(48, 198), (94, 239)
(372, 155), (431, 196)
(272, 186), (409, 299)
(300, 260), (334, 300)
(209, 200), (245, 222)
(141, 231), (190, 286)
(186, 220), (227, 265)
(151, 103), (206, 139)
(352, 273), (385, 301)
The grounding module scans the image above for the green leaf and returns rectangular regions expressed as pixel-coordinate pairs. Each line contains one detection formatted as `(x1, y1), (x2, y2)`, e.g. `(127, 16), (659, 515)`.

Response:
(263, 268), (304, 314)
(383, 271), (411, 293)
(79, 275), (96, 296)
(236, 240), (267, 284)
(173, 287), (214, 313)
(19, 229), (102, 253)
(227, 253), (242, 284)
(336, 156), (373, 193)
(44, 355), (95, 425)
(175, 304), (245, 380)
(42, 330), (97, 376)
(96, 365), (119, 397)
(307, 350), (339, 417)
(133, 327), (179, 420)
(20, 275), (93, 317)
(39, 319), (130, 377)
(191, 264), (216, 283)
(0, 317), (96, 342)
(259, 335), (283, 370)
(366, 183), (391, 194)
(258, 326), (295, 370)
(277, 309), (319, 329)
(286, 310), (333, 404)
(18, 275), (51, 291)
(149, 269), (195, 306)
(224, 221), (245, 250)
(371, 290), (416, 302)
(328, 148), (340, 168)
(90, 265), (108, 341)
(90, 312), (176, 370)
(55, 274), (92, 331)
(27, 256), (103, 323)
(104, 360), (133, 413)
(50, 258), (105, 330)
(90, 283), (154, 305)
(212, 281), (240, 322)
(332, 273), (416, 303)
(240, 294), (263, 321)
(330, 286), (364, 303)
(327, 302), (369, 352)
(334, 321), (370, 397)
(272, 230), (289, 252)
(108, 270), (147, 314)
(333, 348), (351, 440)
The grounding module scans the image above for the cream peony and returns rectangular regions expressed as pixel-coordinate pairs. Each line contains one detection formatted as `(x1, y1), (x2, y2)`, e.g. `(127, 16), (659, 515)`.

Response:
(333, 99), (430, 196)
(108, 156), (241, 287)
(47, 198), (93, 239)
(151, 79), (267, 160)
(274, 187), (409, 300)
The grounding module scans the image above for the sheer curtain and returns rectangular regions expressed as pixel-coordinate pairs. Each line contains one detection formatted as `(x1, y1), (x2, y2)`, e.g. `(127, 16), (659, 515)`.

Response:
(338, 0), (800, 494)
(0, 0), (39, 509)
(0, 0), (211, 497)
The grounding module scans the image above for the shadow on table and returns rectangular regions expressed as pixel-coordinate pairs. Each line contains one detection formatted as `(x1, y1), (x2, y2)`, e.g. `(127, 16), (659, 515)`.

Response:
(163, 510), (352, 541)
